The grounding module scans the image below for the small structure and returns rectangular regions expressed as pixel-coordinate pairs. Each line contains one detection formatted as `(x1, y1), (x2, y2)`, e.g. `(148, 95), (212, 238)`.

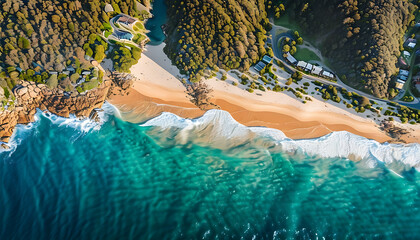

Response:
(82, 71), (90, 75)
(104, 3), (114, 13)
(405, 38), (417, 49)
(399, 57), (410, 69)
(322, 71), (334, 79)
(395, 80), (405, 90)
(399, 69), (409, 77)
(285, 52), (297, 65)
(49, 71), (58, 75)
(66, 66), (75, 72)
(408, 42), (416, 49)
(305, 63), (313, 72)
(254, 62), (266, 73)
(116, 16), (137, 29)
(403, 51), (411, 58)
(311, 66), (322, 76)
(297, 61), (307, 70)
(399, 75), (408, 81)
(262, 55), (273, 65)
(62, 71), (71, 76)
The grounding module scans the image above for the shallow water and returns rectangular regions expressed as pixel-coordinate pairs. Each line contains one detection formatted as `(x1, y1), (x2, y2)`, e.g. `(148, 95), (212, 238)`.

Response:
(145, 0), (167, 45)
(1, 108), (420, 239)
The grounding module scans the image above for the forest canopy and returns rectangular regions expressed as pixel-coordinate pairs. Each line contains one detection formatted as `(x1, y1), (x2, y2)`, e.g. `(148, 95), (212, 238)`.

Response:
(0, 0), (147, 94)
(164, 0), (272, 82)
(280, 0), (418, 98)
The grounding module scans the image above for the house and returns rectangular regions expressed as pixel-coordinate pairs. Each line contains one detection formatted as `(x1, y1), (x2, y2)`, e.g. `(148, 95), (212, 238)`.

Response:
(305, 63), (313, 72)
(104, 3), (114, 13)
(49, 71), (58, 75)
(262, 55), (273, 65)
(322, 71), (334, 79)
(403, 51), (411, 58)
(311, 66), (322, 76)
(399, 69), (409, 77)
(408, 42), (416, 49)
(254, 62), (266, 73)
(286, 52), (297, 65)
(66, 66), (75, 72)
(399, 75), (408, 81)
(116, 16), (137, 29)
(82, 71), (90, 75)
(405, 38), (417, 49)
(395, 80), (405, 90)
(297, 61), (307, 70)
(62, 71), (71, 76)
(399, 57), (410, 70)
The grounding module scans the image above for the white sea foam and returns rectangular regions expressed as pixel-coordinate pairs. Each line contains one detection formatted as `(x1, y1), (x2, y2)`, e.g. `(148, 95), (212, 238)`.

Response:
(142, 109), (420, 170)
(1, 103), (118, 152)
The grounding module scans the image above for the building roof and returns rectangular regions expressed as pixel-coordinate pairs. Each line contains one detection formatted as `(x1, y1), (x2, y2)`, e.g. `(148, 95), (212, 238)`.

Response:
(286, 52), (297, 64)
(117, 16), (136, 25)
(399, 69), (409, 77)
(400, 75), (408, 80)
(408, 42), (416, 48)
(322, 71), (334, 78)
(403, 51), (411, 57)
(395, 82), (404, 89)
(297, 61), (307, 68)
(397, 79), (406, 84)
(305, 63), (313, 70)
(254, 62), (266, 72)
(311, 66), (322, 75)
(262, 55), (272, 64)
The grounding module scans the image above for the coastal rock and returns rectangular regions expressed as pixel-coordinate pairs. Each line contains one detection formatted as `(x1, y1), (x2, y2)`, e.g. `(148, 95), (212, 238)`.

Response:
(1, 143), (9, 150)
(0, 80), (112, 143)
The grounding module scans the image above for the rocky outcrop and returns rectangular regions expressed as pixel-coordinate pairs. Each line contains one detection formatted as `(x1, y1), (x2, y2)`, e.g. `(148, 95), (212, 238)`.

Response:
(0, 80), (111, 143)
(108, 72), (135, 97)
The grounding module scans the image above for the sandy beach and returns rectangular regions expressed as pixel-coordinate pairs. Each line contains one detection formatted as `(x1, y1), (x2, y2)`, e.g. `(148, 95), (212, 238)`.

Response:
(108, 44), (420, 144)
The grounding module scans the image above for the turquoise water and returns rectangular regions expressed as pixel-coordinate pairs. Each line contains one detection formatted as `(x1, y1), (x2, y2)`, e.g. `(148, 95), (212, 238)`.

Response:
(1, 109), (420, 239)
(145, 0), (167, 45)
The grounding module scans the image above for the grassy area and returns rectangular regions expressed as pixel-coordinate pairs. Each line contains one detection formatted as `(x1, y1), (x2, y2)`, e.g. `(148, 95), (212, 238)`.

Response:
(294, 46), (321, 62)
(132, 33), (147, 44)
(104, 29), (113, 38)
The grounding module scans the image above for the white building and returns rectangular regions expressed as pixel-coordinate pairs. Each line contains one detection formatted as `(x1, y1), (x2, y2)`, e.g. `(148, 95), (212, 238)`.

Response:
(297, 61), (307, 69)
(408, 42), (416, 49)
(305, 63), (313, 72)
(311, 66), (322, 75)
(286, 52), (297, 65)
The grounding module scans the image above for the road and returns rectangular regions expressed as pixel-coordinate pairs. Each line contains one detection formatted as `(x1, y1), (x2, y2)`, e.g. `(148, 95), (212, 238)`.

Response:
(269, 22), (420, 110)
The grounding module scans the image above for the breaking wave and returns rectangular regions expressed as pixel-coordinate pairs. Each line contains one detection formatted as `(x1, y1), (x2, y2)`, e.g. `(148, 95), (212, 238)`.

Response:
(142, 109), (420, 170)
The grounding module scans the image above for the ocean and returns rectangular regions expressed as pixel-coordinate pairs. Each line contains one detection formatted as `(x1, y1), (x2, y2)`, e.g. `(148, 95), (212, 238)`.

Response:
(1, 104), (420, 239)
(145, 0), (167, 45)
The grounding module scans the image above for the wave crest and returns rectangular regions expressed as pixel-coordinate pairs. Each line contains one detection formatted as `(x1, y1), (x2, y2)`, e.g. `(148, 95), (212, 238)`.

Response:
(142, 109), (420, 170)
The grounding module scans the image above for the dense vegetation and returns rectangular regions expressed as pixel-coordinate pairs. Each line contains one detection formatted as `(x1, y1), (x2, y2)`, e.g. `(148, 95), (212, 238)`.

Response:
(279, 0), (418, 98)
(164, 0), (272, 82)
(0, 0), (147, 100)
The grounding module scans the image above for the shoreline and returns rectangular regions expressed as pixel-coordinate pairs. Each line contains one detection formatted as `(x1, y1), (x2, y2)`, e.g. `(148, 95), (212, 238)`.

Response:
(107, 44), (420, 144)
